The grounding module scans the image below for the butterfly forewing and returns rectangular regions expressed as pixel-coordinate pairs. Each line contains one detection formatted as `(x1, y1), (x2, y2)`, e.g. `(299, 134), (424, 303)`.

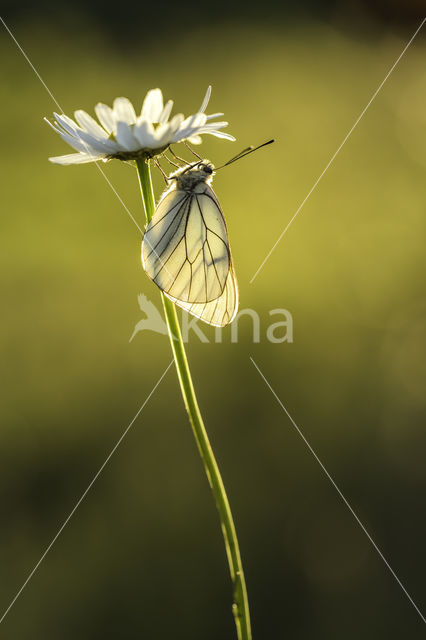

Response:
(142, 185), (230, 304)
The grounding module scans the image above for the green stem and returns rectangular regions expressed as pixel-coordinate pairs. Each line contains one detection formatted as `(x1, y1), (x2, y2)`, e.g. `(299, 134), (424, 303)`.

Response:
(136, 158), (252, 640)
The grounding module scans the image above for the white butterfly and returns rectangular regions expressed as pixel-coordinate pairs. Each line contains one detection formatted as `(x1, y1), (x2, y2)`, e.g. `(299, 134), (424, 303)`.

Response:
(142, 141), (273, 327)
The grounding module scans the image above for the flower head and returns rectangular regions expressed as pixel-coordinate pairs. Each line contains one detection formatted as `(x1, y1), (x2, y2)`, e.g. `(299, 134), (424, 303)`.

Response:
(45, 86), (235, 165)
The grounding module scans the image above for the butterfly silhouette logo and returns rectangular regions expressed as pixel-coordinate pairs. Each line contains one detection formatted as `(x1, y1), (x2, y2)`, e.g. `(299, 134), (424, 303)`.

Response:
(129, 294), (176, 342)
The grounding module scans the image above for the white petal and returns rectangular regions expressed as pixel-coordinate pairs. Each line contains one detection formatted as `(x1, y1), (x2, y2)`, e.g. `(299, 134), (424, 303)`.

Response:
(53, 113), (81, 136)
(171, 129), (190, 143)
(191, 121), (235, 140)
(134, 119), (157, 147)
(206, 112), (224, 120)
(52, 115), (117, 154)
(184, 113), (207, 128)
(171, 126), (236, 144)
(159, 100), (173, 124)
(170, 129), (185, 143)
(197, 121), (230, 130)
(141, 89), (163, 122)
(177, 113), (207, 139)
(56, 129), (92, 153)
(186, 135), (202, 145)
(46, 117), (87, 152)
(113, 97), (137, 125)
(95, 103), (116, 134)
(152, 122), (174, 147)
(169, 113), (184, 130)
(75, 129), (119, 153)
(198, 86), (211, 113)
(48, 152), (102, 165)
(202, 130), (236, 141)
(44, 117), (63, 135)
(74, 110), (110, 138)
(115, 121), (140, 151)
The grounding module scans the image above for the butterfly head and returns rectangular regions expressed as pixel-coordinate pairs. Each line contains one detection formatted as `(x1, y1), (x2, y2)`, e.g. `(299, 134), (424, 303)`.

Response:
(198, 162), (214, 176)
(171, 161), (215, 191)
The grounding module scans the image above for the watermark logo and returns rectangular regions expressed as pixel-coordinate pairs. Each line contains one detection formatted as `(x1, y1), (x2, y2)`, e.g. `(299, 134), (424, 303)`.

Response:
(130, 294), (293, 344)
(129, 294), (169, 342)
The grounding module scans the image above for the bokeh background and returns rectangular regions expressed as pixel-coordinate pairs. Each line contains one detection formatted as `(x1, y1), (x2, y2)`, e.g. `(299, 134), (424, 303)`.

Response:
(1, 2), (425, 638)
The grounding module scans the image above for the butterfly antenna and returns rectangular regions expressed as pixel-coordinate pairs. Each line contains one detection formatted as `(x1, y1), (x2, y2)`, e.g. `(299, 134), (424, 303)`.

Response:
(223, 146), (254, 164)
(215, 139), (274, 170)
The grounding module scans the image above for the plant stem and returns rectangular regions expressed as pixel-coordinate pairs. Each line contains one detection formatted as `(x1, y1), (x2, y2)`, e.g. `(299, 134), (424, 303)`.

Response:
(135, 158), (252, 640)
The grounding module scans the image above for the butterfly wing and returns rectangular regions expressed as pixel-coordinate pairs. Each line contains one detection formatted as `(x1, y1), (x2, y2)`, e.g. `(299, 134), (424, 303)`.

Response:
(142, 185), (230, 304)
(165, 259), (239, 327)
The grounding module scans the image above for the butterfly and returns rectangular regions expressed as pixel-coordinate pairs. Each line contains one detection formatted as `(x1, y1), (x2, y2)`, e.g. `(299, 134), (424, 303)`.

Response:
(142, 141), (273, 327)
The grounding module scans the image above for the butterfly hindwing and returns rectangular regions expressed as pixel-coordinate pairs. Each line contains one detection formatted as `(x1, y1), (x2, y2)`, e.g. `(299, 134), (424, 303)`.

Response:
(165, 259), (239, 327)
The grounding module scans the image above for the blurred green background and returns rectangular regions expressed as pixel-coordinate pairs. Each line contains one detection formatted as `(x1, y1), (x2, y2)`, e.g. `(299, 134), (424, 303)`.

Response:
(1, 3), (426, 638)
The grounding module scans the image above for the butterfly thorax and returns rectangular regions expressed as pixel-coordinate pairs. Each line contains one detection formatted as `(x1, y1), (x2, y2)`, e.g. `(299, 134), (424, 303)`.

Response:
(173, 161), (215, 192)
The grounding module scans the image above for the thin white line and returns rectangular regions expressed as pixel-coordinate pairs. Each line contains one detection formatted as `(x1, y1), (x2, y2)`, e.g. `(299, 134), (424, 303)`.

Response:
(0, 16), (63, 112)
(93, 162), (144, 234)
(250, 356), (426, 625)
(0, 360), (174, 626)
(249, 17), (426, 284)
(0, 15), (144, 235)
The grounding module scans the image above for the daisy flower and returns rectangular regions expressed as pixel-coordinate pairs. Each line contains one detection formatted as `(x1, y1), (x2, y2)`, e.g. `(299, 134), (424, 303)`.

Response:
(45, 86), (235, 165)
